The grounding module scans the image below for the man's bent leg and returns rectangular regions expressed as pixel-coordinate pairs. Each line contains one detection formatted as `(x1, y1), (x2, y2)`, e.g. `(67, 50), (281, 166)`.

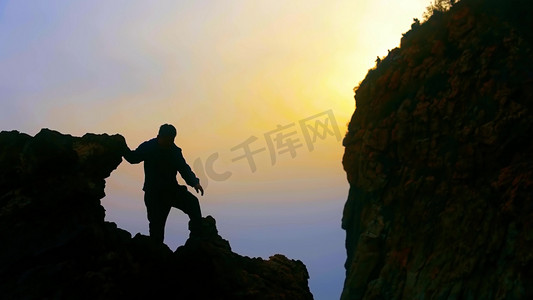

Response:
(171, 185), (202, 221)
(170, 185), (203, 234)
(144, 191), (171, 243)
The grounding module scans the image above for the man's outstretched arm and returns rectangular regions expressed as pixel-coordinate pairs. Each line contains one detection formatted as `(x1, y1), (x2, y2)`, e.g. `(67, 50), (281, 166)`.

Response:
(122, 141), (147, 164)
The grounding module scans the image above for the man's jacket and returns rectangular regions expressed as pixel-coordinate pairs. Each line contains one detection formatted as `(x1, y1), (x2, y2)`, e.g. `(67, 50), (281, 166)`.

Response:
(123, 138), (199, 192)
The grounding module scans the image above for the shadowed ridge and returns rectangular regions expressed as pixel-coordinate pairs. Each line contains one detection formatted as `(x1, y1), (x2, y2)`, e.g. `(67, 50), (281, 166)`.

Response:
(342, 0), (533, 299)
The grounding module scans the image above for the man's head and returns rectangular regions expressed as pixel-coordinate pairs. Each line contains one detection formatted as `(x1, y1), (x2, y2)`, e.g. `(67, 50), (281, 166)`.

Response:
(157, 124), (177, 148)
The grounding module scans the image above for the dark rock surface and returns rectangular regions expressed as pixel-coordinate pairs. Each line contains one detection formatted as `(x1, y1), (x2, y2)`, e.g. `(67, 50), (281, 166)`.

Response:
(0, 129), (313, 300)
(341, 0), (533, 299)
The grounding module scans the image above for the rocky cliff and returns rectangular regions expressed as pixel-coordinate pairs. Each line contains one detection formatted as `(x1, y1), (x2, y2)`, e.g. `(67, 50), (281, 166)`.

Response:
(0, 129), (313, 300)
(342, 0), (533, 299)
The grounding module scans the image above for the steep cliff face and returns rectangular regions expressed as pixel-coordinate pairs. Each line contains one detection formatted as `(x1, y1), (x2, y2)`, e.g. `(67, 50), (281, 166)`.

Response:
(342, 0), (533, 299)
(0, 129), (313, 300)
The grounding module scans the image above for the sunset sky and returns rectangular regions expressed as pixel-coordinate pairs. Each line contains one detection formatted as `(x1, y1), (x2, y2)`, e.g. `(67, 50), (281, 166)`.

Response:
(1, 1), (429, 298)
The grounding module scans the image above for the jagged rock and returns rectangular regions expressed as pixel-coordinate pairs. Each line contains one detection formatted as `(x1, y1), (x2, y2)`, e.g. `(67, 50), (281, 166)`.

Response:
(0, 129), (313, 300)
(342, 0), (533, 299)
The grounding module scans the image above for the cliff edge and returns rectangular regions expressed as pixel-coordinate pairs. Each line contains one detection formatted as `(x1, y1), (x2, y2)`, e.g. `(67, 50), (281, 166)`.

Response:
(0, 129), (313, 300)
(342, 0), (533, 299)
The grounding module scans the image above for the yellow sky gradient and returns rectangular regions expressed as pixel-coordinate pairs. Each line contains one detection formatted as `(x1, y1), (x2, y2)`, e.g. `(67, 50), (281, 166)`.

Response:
(1, 0), (430, 200)
(99, 0), (429, 201)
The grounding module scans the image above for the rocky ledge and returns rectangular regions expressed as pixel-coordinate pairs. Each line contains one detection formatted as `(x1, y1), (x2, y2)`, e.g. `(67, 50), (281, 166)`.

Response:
(0, 129), (313, 300)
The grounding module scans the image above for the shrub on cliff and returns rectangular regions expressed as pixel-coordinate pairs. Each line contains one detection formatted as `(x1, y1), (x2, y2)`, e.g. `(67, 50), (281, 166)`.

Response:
(423, 0), (457, 20)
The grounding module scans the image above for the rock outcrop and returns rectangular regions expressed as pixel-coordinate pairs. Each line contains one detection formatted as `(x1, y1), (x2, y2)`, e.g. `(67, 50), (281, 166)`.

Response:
(0, 129), (313, 300)
(342, 0), (533, 299)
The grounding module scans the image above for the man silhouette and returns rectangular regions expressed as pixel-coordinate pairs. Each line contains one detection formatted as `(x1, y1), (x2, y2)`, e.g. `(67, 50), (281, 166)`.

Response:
(123, 124), (204, 243)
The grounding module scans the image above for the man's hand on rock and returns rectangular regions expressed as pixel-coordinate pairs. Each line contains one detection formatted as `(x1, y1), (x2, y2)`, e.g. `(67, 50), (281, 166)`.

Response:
(114, 135), (130, 156)
(194, 184), (204, 196)
(119, 139), (131, 157)
(122, 144), (131, 157)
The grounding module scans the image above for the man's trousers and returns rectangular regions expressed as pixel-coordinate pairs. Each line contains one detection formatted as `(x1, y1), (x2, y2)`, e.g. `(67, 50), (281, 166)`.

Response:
(144, 185), (201, 243)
